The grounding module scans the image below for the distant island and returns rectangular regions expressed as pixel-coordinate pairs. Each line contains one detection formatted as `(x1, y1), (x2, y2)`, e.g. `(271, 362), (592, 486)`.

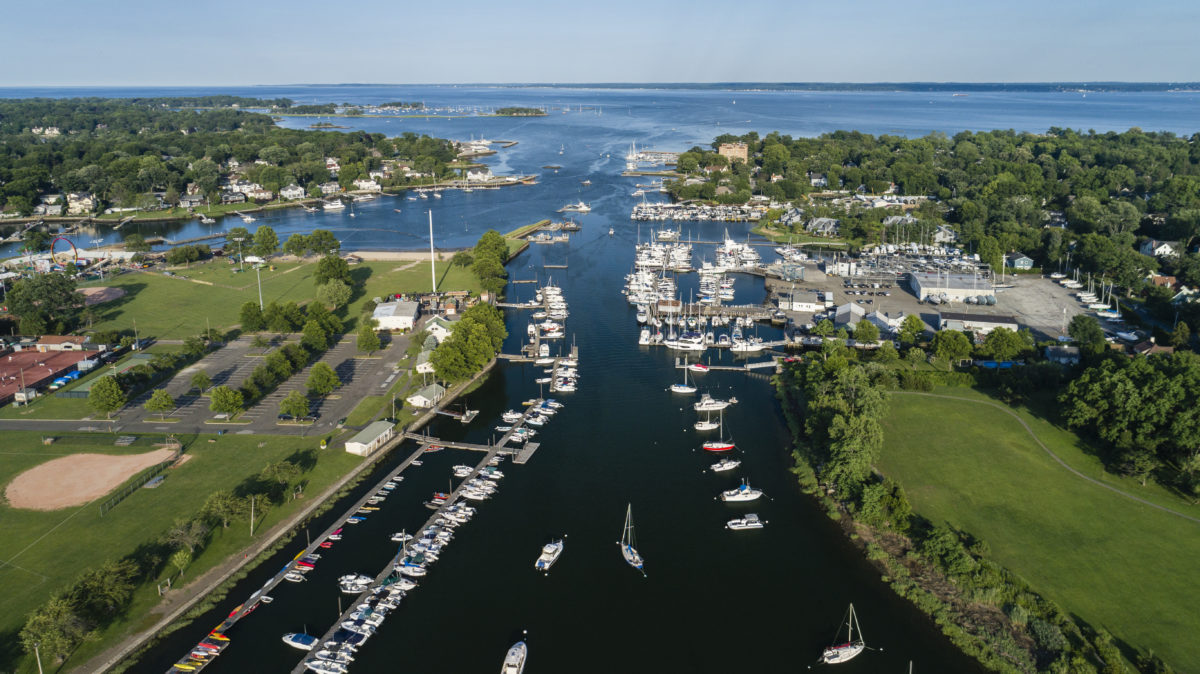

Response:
(493, 106), (547, 116)
(494, 81), (1200, 93)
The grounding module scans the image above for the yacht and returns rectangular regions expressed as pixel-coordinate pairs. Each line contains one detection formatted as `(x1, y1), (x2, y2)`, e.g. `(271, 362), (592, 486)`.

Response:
(720, 479), (763, 502)
(501, 641), (528, 674)
(710, 457), (741, 472)
(638, 328), (651, 345)
(535, 539), (564, 572)
(283, 633), (319, 651)
(694, 416), (720, 431)
(453, 465), (474, 478)
(726, 514), (765, 530)
(323, 199), (345, 210)
(304, 659), (348, 674)
(390, 531), (413, 543)
(694, 394), (736, 412)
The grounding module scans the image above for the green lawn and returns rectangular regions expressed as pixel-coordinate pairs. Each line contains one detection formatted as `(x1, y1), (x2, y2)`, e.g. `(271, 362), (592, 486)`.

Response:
(0, 431), (360, 673)
(79, 260), (481, 341)
(879, 389), (1200, 672)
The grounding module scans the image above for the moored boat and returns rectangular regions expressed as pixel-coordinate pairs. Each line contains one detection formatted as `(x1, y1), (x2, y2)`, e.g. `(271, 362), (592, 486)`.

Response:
(535, 539), (564, 572)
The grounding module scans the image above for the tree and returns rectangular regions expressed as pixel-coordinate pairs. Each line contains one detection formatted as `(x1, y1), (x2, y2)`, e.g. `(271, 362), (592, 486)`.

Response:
(1068, 313), (1106, 347)
(875, 340), (899, 364)
(307, 229), (340, 255)
(899, 314), (926, 345)
(20, 595), (90, 664)
(357, 321), (381, 355)
(905, 346), (926, 368)
(300, 319), (328, 352)
(283, 233), (309, 258)
(306, 300), (342, 336)
(931, 329), (973, 365)
(853, 320), (880, 344)
(251, 225), (279, 257)
(316, 279), (352, 308)
(314, 254), (352, 286)
(7, 272), (84, 334)
(450, 250), (474, 268)
(144, 389), (176, 420)
(980, 327), (1029, 361)
(70, 560), (137, 623)
(306, 362), (341, 396)
(208, 385), (244, 416)
(1171, 321), (1191, 349)
(812, 319), (834, 337)
(260, 460), (302, 489)
(279, 390), (310, 418)
(250, 334), (269, 348)
(200, 490), (248, 529)
(240, 301), (265, 332)
(164, 518), (209, 554)
(87, 376), (126, 418)
(123, 233), (151, 252)
(170, 549), (192, 578)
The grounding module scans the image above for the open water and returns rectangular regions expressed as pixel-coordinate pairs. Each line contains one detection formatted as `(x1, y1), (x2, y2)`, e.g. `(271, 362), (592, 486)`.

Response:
(7, 85), (1195, 672)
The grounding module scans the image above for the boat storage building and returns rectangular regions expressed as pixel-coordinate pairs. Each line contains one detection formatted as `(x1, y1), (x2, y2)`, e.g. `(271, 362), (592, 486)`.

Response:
(372, 301), (420, 331)
(906, 272), (994, 303)
(344, 420), (395, 456)
(937, 311), (1020, 335)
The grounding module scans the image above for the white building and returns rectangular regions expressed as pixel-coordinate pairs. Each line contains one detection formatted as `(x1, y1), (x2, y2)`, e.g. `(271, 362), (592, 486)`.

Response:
(1139, 239), (1178, 258)
(320, 182), (341, 196)
(906, 271), (994, 303)
(864, 310), (905, 335)
(425, 315), (459, 344)
(66, 192), (96, 215)
(406, 383), (446, 409)
(372, 301), (420, 331)
(415, 349), (435, 374)
(937, 311), (1019, 335)
(353, 178), (381, 192)
(466, 168), (494, 182)
(344, 420), (394, 456)
(833, 302), (866, 329)
(280, 184), (306, 200)
(932, 224), (958, 244)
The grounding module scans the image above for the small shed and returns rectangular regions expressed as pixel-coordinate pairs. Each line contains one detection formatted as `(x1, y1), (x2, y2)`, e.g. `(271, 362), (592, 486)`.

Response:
(344, 420), (395, 457)
(406, 383), (446, 409)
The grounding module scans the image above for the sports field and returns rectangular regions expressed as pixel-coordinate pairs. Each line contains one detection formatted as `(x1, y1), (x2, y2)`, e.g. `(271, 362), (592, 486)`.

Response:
(879, 388), (1200, 672)
(78, 259), (480, 340)
(0, 431), (359, 672)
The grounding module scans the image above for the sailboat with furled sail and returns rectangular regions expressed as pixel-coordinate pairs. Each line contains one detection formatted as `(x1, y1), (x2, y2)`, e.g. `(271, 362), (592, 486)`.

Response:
(618, 504), (645, 576)
(701, 408), (735, 452)
(820, 603), (866, 664)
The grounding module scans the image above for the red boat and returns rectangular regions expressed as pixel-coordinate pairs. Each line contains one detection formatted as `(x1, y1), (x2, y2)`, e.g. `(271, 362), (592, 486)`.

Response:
(296, 560), (315, 568)
(319, 541), (333, 548)
(702, 440), (735, 452)
(432, 491), (450, 501)
(425, 444), (445, 453)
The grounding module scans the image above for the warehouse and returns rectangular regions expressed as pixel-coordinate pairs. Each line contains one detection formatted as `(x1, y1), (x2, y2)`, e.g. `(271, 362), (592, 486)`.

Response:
(344, 420), (395, 457)
(937, 311), (1020, 335)
(372, 300), (420, 331)
(906, 271), (994, 303)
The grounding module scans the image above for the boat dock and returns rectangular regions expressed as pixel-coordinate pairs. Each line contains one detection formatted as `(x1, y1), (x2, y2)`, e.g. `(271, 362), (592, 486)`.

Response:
(675, 357), (779, 372)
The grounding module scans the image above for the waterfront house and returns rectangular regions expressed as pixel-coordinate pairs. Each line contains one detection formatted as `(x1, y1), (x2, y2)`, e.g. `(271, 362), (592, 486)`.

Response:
(320, 182), (341, 196)
(780, 208), (805, 227)
(352, 178), (381, 192)
(280, 184), (306, 200)
(1139, 239), (1178, 258)
(179, 194), (206, 208)
(406, 383), (446, 409)
(805, 217), (840, 237)
(717, 142), (748, 164)
(1006, 252), (1034, 270)
(426, 315), (459, 344)
(66, 192), (97, 215)
(220, 191), (246, 205)
(324, 157), (341, 174)
(933, 224), (958, 244)
(466, 168), (493, 182)
(415, 349), (435, 374)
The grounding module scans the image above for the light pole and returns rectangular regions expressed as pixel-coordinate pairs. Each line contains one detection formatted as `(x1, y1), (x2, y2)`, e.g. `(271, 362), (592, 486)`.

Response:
(90, 238), (104, 280)
(255, 264), (263, 310)
(34, 641), (43, 674)
(232, 237), (245, 272)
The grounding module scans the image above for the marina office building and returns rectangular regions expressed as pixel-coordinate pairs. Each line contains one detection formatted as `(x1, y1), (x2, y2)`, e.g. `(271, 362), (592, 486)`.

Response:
(906, 271), (995, 303)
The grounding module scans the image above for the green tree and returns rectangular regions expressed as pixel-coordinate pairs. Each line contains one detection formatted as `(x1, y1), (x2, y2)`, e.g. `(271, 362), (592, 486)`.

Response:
(240, 301), (265, 332)
(208, 385), (244, 416)
(450, 250), (474, 268)
(1068, 313), (1106, 347)
(123, 233), (151, 252)
(1171, 321), (1191, 349)
(170, 549), (192, 578)
(87, 376), (126, 418)
(898, 314), (926, 344)
(875, 340), (899, 364)
(306, 362), (341, 396)
(251, 225), (279, 257)
(931, 329), (973, 365)
(279, 390), (310, 418)
(307, 229), (340, 255)
(260, 460), (302, 490)
(200, 490), (248, 529)
(283, 233), (309, 258)
(314, 254), (352, 286)
(316, 279), (352, 308)
(905, 346), (926, 368)
(357, 321), (382, 354)
(144, 388), (176, 420)
(853, 319), (880, 343)
(980, 327), (1030, 361)
(812, 319), (834, 337)
(7, 272), (84, 334)
(19, 595), (89, 664)
(300, 319), (328, 352)
(164, 518), (209, 554)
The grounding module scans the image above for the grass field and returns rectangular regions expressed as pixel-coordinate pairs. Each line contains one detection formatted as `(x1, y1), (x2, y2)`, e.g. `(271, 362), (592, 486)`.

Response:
(0, 431), (360, 673)
(878, 388), (1200, 672)
(78, 260), (481, 340)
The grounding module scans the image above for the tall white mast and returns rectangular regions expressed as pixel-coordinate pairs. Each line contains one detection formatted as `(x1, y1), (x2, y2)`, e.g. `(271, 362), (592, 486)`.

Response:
(429, 210), (436, 293)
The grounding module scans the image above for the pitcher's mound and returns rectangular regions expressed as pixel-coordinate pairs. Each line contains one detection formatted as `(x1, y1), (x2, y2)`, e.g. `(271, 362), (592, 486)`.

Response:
(80, 287), (127, 306)
(5, 449), (176, 510)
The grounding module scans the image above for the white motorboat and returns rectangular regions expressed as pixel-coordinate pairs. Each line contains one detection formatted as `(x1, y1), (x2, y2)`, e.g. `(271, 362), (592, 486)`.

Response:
(694, 394), (736, 412)
(726, 513), (765, 530)
(720, 479), (763, 502)
(453, 465), (473, 478)
(535, 539), (564, 572)
(821, 604), (867, 664)
(283, 632), (319, 651)
(304, 658), (348, 673)
(619, 503), (645, 575)
(639, 328), (651, 345)
(710, 457), (741, 472)
(502, 410), (523, 423)
(313, 649), (354, 664)
(323, 199), (345, 211)
(391, 531), (413, 543)
(284, 571), (307, 583)
(501, 641), (528, 674)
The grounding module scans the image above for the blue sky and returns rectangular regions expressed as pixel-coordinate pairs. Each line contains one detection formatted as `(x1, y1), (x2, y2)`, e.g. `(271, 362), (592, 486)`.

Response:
(0, 0), (1196, 85)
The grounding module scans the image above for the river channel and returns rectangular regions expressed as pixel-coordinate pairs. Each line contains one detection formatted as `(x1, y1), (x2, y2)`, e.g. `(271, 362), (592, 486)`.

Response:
(125, 88), (1007, 672)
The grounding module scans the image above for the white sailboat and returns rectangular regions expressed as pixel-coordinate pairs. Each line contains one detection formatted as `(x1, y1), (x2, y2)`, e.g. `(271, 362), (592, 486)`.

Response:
(702, 408), (735, 452)
(670, 361), (697, 394)
(619, 503), (645, 575)
(820, 603), (866, 664)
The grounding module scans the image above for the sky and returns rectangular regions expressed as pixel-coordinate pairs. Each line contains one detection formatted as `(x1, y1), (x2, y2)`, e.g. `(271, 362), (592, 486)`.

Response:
(0, 0), (1196, 86)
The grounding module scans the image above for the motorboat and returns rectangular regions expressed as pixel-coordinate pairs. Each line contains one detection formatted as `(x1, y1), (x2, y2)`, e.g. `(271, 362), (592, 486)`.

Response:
(694, 394), (736, 412)
(391, 531), (413, 543)
(710, 458), (741, 472)
(726, 513), (765, 530)
(453, 465), (474, 478)
(313, 649), (354, 664)
(535, 539), (564, 572)
(304, 659), (348, 673)
(284, 572), (307, 583)
(283, 633), (318, 651)
(688, 362), (709, 373)
(720, 480), (763, 502)
(501, 641), (528, 674)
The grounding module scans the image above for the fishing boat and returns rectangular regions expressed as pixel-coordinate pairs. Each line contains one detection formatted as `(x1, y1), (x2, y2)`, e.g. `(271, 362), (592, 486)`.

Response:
(502, 641), (528, 674)
(820, 603), (867, 664)
(720, 479), (763, 502)
(702, 409), (735, 452)
(618, 503), (645, 575)
(726, 513), (765, 530)
(710, 457), (741, 472)
(283, 633), (319, 651)
(535, 539), (564, 572)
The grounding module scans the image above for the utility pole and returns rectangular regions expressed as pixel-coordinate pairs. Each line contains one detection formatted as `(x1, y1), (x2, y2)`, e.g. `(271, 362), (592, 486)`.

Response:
(428, 210), (437, 293)
(249, 495), (256, 536)
(34, 642), (43, 674)
(255, 264), (263, 310)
